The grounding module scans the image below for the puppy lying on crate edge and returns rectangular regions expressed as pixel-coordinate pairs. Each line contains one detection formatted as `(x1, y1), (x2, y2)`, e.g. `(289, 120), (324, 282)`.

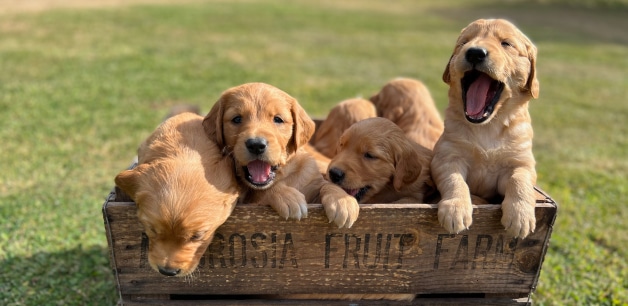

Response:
(432, 18), (541, 239)
(114, 111), (239, 277)
(327, 117), (435, 205)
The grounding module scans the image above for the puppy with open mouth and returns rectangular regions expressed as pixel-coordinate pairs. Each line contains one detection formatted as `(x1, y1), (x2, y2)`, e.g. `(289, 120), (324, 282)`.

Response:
(203, 82), (359, 228)
(432, 18), (540, 238)
(327, 117), (434, 205)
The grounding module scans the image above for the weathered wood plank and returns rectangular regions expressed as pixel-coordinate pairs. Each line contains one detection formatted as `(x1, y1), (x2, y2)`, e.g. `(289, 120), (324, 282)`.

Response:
(120, 297), (530, 305)
(103, 189), (556, 299)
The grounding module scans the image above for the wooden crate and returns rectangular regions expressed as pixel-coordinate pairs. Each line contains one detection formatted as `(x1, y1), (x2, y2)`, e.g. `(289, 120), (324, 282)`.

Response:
(102, 185), (556, 305)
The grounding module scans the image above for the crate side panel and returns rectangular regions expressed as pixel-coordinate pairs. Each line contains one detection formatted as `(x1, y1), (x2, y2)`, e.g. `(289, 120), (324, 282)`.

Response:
(105, 198), (555, 296)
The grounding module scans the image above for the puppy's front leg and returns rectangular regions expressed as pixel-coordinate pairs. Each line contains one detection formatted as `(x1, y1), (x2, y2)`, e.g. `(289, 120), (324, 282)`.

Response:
(262, 183), (308, 220)
(500, 167), (536, 238)
(319, 181), (359, 229)
(431, 158), (473, 234)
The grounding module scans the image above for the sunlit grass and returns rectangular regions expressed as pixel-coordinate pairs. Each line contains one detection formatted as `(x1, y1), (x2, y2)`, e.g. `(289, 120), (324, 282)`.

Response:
(0, 1), (626, 305)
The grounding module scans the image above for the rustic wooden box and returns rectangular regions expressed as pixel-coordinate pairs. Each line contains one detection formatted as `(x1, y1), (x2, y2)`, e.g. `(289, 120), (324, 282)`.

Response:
(102, 184), (556, 305)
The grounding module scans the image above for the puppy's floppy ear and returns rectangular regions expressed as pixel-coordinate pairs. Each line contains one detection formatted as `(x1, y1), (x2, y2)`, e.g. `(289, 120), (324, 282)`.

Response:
(203, 95), (226, 149)
(392, 140), (423, 191)
(288, 96), (315, 154)
(443, 24), (471, 85)
(524, 40), (540, 99)
(114, 164), (150, 200)
(442, 54), (454, 84)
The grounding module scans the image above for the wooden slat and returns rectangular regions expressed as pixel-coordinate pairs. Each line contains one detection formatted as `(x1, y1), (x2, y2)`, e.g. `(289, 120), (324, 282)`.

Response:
(120, 297), (530, 305)
(103, 189), (556, 299)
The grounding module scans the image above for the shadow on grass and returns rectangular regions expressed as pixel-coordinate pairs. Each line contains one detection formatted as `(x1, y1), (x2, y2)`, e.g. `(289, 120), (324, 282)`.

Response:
(0, 246), (118, 306)
(430, 1), (628, 46)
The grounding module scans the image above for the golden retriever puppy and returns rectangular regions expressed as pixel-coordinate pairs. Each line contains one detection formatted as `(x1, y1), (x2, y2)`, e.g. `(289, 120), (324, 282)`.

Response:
(432, 19), (540, 238)
(114, 112), (239, 277)
(327, 117), (434, 204)
(369, 77), (444, 150)
(312, 98), (377, 158)
(203, 82), (359, 228)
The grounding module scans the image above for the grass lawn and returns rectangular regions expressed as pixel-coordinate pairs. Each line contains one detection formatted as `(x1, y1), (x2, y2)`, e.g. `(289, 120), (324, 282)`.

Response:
(1, 0), (626, 305)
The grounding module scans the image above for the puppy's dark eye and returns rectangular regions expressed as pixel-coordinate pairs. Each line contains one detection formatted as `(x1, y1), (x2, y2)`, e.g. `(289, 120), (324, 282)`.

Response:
(501, 41), (512, 47)
(190, 232), (205, 242)
(232, 116), (242, 124)
(273, 116), (284, 124)
(364, 152), (376, 160)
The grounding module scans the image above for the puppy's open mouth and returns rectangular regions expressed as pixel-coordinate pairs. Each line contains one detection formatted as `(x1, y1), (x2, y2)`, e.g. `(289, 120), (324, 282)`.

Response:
(343, 186), (370, 202)
(243, 160), (277, 188)
(462, 70), (504, 124)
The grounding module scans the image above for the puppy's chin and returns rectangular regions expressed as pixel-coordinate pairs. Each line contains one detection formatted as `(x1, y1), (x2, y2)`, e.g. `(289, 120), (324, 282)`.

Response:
(242, 177), (275, 190)
(461, 70), (505, 125)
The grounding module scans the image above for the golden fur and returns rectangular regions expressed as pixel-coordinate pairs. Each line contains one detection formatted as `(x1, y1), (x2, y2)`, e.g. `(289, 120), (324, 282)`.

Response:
(431, 19), (540, 238)
(370, 78), (444, 150)
(327, 117), (433, 204)
(114, 112), (239, 277)
(203, 82), (359, 228)
(312, 98), (377, 158)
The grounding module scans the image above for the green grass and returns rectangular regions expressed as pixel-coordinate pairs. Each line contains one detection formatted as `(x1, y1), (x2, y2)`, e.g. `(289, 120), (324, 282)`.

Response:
(1, 0), (627, 305)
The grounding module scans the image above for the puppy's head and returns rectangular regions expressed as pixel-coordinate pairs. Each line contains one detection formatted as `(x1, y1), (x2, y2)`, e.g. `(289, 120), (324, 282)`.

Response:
(203, 82), (315, 190)
(369, 78), (431, 122)
(115, 160), (237, 277)
(442, 19), (539, 124)
(327, 117), (426, 203)
(313, 98), (376, 158)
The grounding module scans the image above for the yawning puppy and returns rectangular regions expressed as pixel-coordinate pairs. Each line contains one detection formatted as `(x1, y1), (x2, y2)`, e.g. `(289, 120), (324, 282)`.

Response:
(203, 82), (359, 228)
(432, 19), (540, 238)
(114, 112), (239, 277)
(327, 117), (434, 204)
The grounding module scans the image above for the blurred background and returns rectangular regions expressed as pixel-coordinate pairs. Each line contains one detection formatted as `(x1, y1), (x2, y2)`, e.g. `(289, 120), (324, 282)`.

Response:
(0, 0), (626, 305)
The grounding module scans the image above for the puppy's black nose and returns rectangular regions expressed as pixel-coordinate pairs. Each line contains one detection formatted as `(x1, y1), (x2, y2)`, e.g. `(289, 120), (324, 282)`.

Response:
(328, 167), (345, 184)
(465, 47), (488, 64)
(245, 137), (268, 155)
(158, 266), (181, 277)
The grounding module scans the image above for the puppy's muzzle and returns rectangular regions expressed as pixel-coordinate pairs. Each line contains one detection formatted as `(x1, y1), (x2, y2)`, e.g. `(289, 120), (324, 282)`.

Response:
(328, 167), (370, 202)
(245, 137), (268, 155)
(465, 47), (488, 64)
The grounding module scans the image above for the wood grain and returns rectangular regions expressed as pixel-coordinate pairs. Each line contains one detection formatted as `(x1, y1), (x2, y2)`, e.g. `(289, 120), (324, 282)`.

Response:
(103, 188), (556, 303)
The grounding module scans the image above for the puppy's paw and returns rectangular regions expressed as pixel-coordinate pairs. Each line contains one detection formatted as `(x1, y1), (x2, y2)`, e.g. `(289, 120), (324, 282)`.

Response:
(323, 193), (360, 229)
(501, 199), (536, 238)
(438, 198), (473, 234)
(268, 188), (308, 220)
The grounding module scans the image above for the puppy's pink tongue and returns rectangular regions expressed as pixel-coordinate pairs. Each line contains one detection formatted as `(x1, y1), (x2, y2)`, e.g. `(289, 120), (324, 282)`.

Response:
(466, 73), (492, 117)
(344, 188), (359, 196)
(247, 160), (271, 183)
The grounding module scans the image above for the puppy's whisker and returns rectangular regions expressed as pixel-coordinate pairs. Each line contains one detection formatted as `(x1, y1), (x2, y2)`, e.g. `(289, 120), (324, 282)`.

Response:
(184, 269), (198, 284)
